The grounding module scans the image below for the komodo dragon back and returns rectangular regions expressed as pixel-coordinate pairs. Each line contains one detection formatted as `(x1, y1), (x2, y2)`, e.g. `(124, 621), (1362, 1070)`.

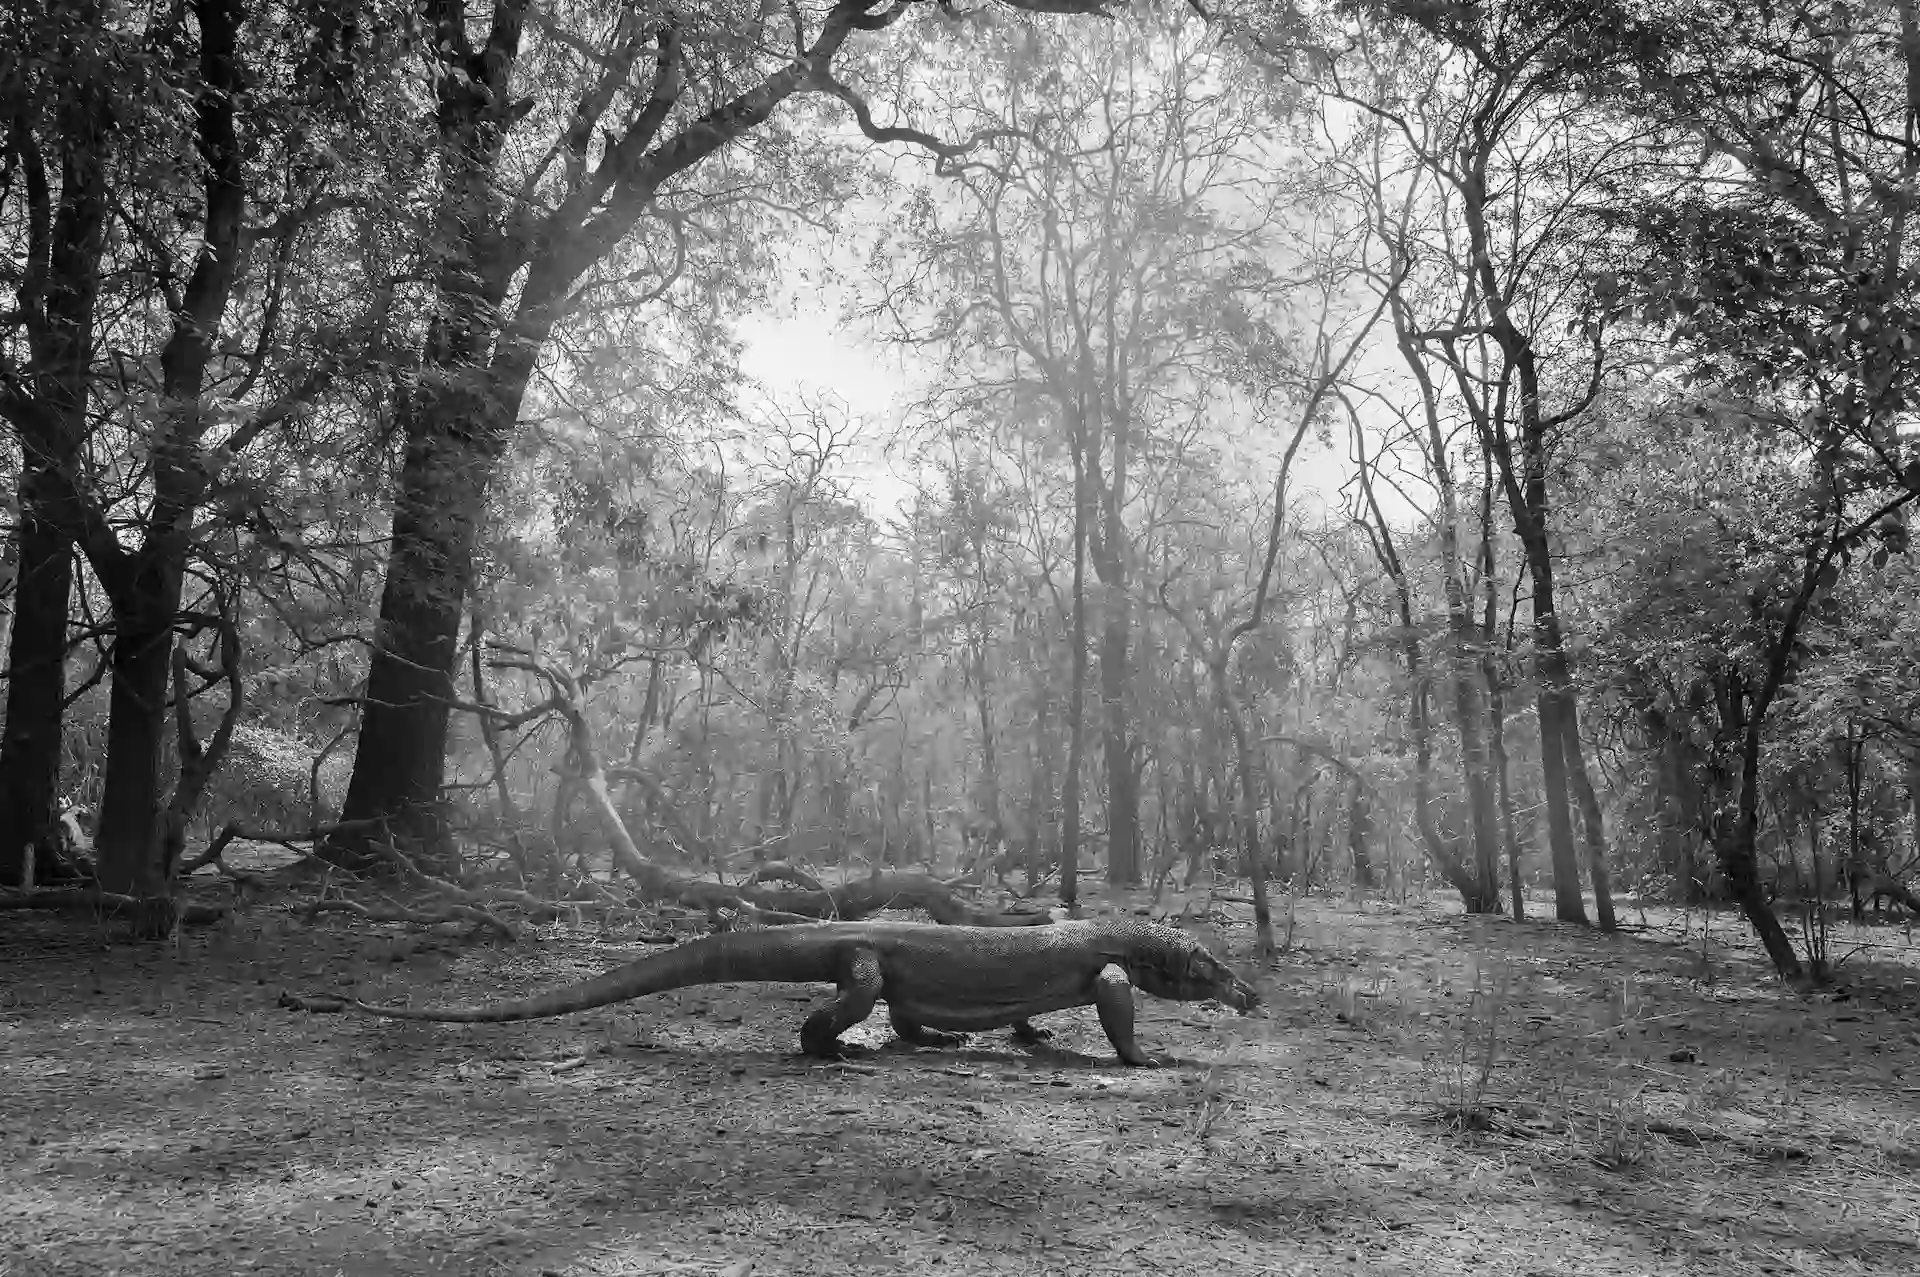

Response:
(351, 925), (849, 1022)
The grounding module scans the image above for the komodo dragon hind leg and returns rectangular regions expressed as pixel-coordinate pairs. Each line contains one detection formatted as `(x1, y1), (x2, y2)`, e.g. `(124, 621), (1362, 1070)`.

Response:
(1093, 963), (1162, 1067)
(799, 946), (884, 1059)
(888, 1008), (968, 1049)
(1011, 1019), (1052, 1044)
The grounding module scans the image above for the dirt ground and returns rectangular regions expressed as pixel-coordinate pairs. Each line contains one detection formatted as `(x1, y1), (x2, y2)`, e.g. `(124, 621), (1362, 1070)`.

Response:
(4, 872), (1919, 1277)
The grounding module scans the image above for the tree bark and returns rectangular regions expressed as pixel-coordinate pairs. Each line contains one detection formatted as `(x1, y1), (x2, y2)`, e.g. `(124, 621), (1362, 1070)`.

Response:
(1725, 715), (1805, 976)
(1455, 153), (1589, 924)
(0, 504), (76, 885)
(1347, 776), (1376, 888)
(323, 55), (539, 866)
(1099, 593), (1140, 885)
(1061, 414), (1090, 909)
(1562, 710), (1617, 929)
(89, 0), (249, 936)
(0, 13), (112, 884)
(323, 0), (956, 865)
(1212, 654), (1276, 954)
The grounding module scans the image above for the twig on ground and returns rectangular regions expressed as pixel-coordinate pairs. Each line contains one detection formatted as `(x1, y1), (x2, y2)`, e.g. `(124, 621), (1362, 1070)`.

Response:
(296, 896), (517, 941)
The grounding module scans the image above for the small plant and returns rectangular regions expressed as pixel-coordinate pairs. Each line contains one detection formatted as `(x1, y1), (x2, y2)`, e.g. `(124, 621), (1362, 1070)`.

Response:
(1688, 1067), (1743, 1115)
(1587, 1078), (1654, 1170)
(1434, 959), (1510, 1130)
(1190, 1054), (1238, 1143)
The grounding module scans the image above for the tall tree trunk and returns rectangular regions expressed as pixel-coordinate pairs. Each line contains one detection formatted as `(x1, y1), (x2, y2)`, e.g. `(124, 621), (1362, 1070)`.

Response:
(1458, 160), (1588, 924)
(1531, 683), (1586, 920)
(1100, 591), (1139, 885)
(1356, 411), (1495, 911)
(1490, 685), (1525, 919)
(1062, 414), (1090, 910)
(0, 13), (113, 884)
(89, 0), (249, 937)
(1212, 655), (1275, 955)
(1563, 711), (1617, 929)
(1726, 712), (1804, 976)
(1399, 297), (1501, 903)
(1479, 471), (1525, 919)
(323, 0), (899, 866)
(1347, 777), (1376, 888)
(91, 591), (181, 906)
(974, 645), (999, 842)
(326, 383), (506, 867)
(1031, 679), (1055, 887)
(1904, 747), (1920, 865)
(0, 510), (75, 885)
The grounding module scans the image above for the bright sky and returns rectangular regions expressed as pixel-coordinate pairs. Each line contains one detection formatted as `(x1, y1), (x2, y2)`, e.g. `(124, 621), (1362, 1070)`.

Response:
(734, 288), (1385, 536)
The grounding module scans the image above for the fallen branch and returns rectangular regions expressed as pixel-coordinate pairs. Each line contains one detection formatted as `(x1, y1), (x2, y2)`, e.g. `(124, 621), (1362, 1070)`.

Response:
(278, 990), (347, 1013)
(296, 896), (517, 941)
(741, 862), (828, 892)
(181, 818), (387, 876)
(0, 888), (229, 926)
(520, 652), (1051, 929)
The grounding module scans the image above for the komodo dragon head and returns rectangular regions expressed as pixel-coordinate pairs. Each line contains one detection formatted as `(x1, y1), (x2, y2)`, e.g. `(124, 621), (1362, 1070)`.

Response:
(1120, 923), (1260, 1013)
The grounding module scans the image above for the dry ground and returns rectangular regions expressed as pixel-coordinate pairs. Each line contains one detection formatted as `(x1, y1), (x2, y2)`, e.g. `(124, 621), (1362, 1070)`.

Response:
(4, 872), (1919, 1277)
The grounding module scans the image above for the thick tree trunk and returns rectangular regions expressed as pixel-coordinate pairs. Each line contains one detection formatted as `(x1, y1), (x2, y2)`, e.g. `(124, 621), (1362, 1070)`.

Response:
(0, 513), (74, 885)
(324, 262), (555, 870)
(84, 0), (248, 936)
(325, 446), (482, 869)
(0, 16), (113, 885)
(91, 594), (181, 923)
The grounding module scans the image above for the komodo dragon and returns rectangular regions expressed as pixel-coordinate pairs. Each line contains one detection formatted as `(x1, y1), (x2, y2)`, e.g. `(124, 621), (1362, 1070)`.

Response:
(351, 917), (1259, 1066)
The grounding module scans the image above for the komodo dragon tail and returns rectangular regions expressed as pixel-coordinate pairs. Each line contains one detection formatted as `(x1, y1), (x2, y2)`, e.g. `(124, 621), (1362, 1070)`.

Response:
(351, 926), (848, 1023)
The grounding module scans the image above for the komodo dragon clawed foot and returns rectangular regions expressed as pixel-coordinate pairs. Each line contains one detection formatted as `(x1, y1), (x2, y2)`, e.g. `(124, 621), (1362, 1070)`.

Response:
(889, 1009), (969, 1049)
(1011, 1019), (1052, 1044)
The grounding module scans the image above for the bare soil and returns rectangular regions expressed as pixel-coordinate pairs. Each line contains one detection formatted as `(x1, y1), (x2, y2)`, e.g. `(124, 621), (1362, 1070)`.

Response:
(4, 872), (1919, 1277)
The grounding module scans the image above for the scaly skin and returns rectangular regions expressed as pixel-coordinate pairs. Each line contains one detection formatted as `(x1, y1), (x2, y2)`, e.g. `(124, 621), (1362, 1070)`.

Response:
(351, 918), (1260, 1066)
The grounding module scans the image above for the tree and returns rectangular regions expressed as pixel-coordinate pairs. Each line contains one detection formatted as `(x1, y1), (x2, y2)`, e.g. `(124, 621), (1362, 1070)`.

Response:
(1317, 1), (1670, 927)
(1, 0), (391, 921)
(324, 0), (1118, 869)
(873, 6), (1302, 887)
(1586, 0), (1920, 973)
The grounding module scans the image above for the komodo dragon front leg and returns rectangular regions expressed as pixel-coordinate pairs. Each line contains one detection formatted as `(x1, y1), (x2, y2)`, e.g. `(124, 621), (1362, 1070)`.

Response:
(1093, 964), (1161, 1067)
(798, 945), (885, 1059)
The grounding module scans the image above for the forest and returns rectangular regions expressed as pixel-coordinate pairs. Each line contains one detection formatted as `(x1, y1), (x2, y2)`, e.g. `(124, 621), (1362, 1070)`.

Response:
(3, 1), (1918, 1275)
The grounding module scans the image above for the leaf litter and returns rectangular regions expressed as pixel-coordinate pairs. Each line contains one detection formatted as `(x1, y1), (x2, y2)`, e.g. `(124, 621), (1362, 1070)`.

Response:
(2, 888), (1918, 1275)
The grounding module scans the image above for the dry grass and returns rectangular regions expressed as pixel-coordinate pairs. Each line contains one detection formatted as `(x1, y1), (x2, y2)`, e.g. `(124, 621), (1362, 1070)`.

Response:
(4, 874), (1919, 1276)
